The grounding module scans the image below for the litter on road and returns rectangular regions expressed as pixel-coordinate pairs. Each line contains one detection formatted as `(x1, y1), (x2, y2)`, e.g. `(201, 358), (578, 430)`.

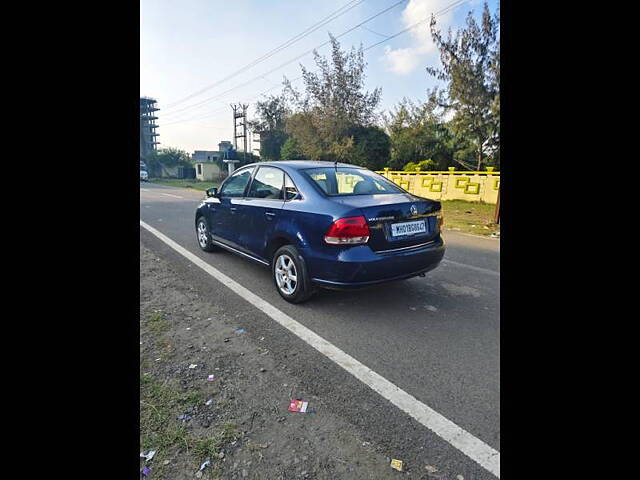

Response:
(199, 460), (211, 471)
(140, 450), (157, 461)
(141, 466), (151, 476)
(188, 364), (198, 369)
(178, 414), (192, 422)
(207, 374), (215, 382)
(234, 328), (246, 334)
(205, 398), (213, 406)
(288, 399), (309, 413)
(390, 459), (404, 472)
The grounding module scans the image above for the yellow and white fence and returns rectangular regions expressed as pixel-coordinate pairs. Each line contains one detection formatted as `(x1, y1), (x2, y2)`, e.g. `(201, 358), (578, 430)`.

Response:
(376, 167), (500, 204)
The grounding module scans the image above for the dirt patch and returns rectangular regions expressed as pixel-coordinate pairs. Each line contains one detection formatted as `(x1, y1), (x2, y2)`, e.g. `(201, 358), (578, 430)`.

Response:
(140, 243), (411, 480)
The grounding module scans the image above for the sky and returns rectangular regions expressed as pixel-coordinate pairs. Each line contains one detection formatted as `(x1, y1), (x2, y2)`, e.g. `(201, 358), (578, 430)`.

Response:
(140, 0), (498, 154)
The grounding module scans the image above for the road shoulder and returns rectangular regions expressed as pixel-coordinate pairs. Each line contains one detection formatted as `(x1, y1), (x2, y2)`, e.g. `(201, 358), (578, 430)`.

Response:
(141, 242), (400, 479)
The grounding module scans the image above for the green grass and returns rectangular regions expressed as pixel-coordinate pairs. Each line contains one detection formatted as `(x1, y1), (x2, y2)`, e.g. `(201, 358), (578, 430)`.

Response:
(191, 422), (241, 459)
(440, 200), (500, 237)
(140, 375), (191, 451)
(140, 305), (241, 477)
(147, 311), (170, 336)
(140, 375), (241, 478)
(148, 178), (220, 191)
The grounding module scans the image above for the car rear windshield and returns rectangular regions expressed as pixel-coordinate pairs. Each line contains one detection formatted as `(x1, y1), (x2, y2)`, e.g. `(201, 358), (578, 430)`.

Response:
(303, 167), (402, 196)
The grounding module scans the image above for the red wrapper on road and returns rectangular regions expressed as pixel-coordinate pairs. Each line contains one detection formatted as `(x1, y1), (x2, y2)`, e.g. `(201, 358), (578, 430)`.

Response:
(288, 399), (309, 413)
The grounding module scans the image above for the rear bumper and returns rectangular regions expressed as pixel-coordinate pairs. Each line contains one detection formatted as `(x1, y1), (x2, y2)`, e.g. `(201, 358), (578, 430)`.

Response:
(304, 235), (445, 289)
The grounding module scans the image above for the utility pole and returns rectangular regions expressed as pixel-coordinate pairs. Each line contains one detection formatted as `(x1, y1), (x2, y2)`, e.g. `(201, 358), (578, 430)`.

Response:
(231, 103), (248, 163)
(231, 104), (238, 151)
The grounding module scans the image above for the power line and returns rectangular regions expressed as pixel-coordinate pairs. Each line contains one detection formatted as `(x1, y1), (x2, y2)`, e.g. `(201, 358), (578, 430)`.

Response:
(162, 0), (365, 111)
(360, 25), (390, 38)
(161, 0), (409, 121)
(162, 0), (469, 127)
(364, 0), (467, 51)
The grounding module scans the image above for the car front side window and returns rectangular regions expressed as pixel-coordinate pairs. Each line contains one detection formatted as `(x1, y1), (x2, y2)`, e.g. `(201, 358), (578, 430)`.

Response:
(219, 168), (254, 198)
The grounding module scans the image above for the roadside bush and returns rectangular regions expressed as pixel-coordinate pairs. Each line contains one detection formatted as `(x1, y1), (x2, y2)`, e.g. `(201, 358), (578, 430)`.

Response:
(402, 159), (436, 172)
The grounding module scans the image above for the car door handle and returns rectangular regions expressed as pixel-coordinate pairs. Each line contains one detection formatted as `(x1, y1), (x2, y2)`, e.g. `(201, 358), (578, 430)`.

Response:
(230, 207), (237, 213)
(265, 211), (276, 220)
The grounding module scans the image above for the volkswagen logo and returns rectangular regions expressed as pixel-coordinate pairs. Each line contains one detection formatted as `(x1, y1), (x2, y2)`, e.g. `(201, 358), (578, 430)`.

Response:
(410, 204), (418, 216)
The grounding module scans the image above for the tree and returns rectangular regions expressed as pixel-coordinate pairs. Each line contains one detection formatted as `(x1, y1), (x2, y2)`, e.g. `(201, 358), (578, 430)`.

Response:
(144, 147), (192, 178)
(283, 34), (387, 166)
(280, 137), (304, 160)
(347, 126), (391, 171)
(382, 98), (454, 170)
(146, 147), (191, 171)
(248, 95), (289, 161)
(426, 2), (500, 170)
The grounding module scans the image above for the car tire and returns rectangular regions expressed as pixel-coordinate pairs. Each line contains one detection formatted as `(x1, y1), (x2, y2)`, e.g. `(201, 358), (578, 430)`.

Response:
(196, 216), (219, 252)
(272, 245), (315, 303)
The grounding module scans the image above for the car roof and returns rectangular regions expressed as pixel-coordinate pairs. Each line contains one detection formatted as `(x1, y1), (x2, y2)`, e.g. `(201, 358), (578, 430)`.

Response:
(242, 160), (363, 171)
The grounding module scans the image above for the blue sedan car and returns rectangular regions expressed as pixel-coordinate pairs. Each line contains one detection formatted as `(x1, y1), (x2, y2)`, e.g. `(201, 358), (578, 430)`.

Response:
(195, 161), (445, 303)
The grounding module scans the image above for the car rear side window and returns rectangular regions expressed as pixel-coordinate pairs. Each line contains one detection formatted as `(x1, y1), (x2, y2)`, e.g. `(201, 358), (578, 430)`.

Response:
(247, 166), (284, 199)
(284, 174), (299, 200)
(220, 167), (254, 198)
(304, 168), (402, 196)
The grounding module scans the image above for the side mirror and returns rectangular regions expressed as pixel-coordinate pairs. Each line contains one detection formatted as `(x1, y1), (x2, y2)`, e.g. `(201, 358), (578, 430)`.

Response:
(206, 187), (218, 198)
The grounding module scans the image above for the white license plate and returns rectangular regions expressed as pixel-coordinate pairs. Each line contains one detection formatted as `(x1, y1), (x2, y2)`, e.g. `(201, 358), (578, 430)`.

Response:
(390, 220), (427, 237)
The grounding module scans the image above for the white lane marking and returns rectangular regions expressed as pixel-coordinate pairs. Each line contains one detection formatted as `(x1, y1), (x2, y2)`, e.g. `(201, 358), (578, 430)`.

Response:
(442, 259), (499, 277)
(140, 220), (500, 478)
(140, 188), (150, 192)
(160, 193), (184, 199)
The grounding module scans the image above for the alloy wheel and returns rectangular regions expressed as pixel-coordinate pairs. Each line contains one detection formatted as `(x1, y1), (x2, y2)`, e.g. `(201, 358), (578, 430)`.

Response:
(197, 221), (208, 248)
(274, 254), (298, 295)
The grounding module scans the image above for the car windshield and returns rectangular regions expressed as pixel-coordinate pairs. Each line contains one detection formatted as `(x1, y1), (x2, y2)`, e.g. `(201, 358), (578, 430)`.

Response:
(303, 167), (402, 196)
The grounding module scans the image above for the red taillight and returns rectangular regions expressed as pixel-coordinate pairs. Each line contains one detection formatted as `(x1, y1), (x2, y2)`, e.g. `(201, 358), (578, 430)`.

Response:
(324, 216), (370, 245)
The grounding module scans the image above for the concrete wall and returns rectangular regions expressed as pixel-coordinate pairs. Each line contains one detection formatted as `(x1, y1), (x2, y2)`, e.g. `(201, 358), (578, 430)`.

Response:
(195, 162), (222, 181)
(153, 164), (180, 178)
(376, 168), (500, 204)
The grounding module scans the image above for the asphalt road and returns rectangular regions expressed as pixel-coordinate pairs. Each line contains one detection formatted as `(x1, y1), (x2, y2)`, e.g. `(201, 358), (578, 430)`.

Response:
(140, 181), (500, 478)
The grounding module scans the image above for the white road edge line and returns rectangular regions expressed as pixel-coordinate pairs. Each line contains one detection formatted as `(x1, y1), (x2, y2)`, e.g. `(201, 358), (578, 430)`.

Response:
(160, 193), (184, 199)
(442, 259), (499, 277)
(140, 220), (500, 478)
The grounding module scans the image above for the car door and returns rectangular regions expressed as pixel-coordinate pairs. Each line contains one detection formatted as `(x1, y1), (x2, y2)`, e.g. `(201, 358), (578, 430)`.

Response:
(210, 166), (254, 249)
(235, 166), (286, 260)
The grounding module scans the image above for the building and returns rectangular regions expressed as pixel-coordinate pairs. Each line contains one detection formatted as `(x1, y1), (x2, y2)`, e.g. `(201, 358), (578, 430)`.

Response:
(192, 150), (223, 163)
(191, 141), (236, 181)
(140, 97), (160, 158)
(191, 141), (235, 164)
(195, 162), (222, 181)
